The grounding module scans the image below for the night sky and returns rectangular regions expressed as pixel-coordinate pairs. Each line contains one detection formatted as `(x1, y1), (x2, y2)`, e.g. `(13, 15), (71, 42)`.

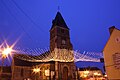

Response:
(0, 0), (120, 72)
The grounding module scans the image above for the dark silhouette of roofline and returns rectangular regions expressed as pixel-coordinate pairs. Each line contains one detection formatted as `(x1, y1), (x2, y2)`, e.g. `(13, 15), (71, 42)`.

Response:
(50, 11), (69, 30)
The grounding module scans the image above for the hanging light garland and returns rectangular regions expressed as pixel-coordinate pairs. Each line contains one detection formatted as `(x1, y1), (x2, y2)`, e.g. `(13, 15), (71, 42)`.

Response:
(14, 47), (103, 63)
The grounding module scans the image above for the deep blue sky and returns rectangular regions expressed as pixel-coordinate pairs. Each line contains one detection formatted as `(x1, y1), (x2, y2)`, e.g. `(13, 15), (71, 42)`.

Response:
(0, 0), (120, 71)
(0, 0), (120, 52)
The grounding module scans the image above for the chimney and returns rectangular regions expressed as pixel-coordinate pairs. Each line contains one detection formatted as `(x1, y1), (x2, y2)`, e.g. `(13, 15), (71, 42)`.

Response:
(109, 26), (115, 35)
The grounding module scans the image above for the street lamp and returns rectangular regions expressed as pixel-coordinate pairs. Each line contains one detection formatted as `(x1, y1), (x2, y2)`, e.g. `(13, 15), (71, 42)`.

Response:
(2, 47), (12, 58)
(33, 68), (40, 74)
(0, 46), (13, 79)
(0, 40), (18, 80)
(32, 67), (40, 80)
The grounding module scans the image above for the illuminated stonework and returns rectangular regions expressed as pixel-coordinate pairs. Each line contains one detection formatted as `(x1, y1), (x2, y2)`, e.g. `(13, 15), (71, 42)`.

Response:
(12, 11), (76, 80)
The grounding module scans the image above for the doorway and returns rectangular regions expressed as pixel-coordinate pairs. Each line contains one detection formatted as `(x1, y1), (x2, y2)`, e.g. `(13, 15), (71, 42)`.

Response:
(63, 67), (68, 80)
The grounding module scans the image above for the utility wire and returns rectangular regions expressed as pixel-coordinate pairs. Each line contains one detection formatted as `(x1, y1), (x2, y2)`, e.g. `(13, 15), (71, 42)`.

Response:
(1, 0), (35, 44)
(11, 0), (46, 33)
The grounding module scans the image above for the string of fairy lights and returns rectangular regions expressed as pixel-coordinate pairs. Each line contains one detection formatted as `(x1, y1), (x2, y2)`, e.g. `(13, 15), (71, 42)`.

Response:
(1, 0), (103, 63)
(13, 47), (103, 63)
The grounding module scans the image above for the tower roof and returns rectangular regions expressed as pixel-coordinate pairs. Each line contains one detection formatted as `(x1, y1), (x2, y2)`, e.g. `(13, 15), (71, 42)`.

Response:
(50, 12), (69, 30)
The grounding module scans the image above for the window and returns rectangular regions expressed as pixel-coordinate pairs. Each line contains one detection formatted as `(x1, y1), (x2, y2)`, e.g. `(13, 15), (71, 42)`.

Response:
(61, 37), (66, 45)
(115, 37), (120, 43)
(62, 40), (66, 44)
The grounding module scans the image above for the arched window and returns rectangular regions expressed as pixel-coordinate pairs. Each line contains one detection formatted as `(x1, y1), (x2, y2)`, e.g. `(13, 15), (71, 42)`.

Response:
(62, 39), (66, 44)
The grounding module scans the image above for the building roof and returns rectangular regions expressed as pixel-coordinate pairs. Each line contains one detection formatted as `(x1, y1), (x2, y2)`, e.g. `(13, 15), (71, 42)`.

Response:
(13, 49), (74, 66)
(103, 26), (120, 51)
(109, 26), (115, 35)
(79, 67), (101, 71)
(14, 57), (34, 66)
(13, 51), (51, 66)
(50, 11), (69, 30)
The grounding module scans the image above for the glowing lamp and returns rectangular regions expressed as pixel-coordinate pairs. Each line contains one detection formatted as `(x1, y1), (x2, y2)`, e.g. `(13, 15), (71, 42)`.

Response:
(2, 47), (13, 58)
(94, 72), (98, 75)
(33, 68), (40, 73)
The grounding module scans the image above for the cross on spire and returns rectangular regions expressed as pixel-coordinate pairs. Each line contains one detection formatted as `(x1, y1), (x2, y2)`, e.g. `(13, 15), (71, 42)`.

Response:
(58, 6), (60, 11)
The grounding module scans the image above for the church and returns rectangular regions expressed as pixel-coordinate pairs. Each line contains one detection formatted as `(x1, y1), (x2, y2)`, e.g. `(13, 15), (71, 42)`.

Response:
(11, 11), (77, 80)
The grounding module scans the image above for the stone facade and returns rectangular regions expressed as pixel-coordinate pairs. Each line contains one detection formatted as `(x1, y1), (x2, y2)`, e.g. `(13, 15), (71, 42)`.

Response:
(11, 56), (32, 80)
(0, 66), (11, 80)
(49, 11), (76, 80)
(12, 66), (31, 80)
(11, 11), (76, 80)
(50, 12), (73, 51)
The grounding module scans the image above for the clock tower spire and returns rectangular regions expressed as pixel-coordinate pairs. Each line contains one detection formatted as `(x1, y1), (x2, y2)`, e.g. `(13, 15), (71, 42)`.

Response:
(50, 12), (73, 51)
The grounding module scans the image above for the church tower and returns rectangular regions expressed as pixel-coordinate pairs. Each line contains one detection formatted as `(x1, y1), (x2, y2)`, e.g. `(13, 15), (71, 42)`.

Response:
(49, 12), (76, 80)
(50, 11), (73, 51)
